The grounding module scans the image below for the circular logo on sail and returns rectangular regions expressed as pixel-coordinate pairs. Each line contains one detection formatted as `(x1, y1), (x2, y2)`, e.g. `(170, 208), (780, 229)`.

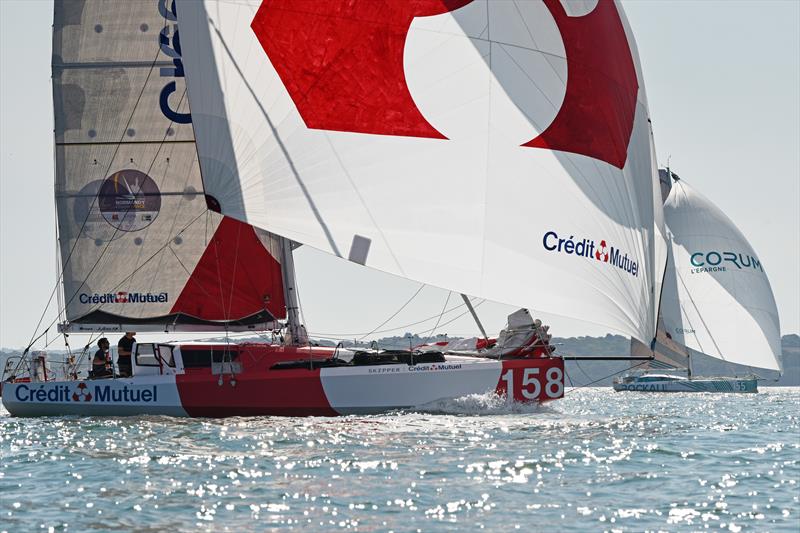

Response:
(98, 169), (161, 232)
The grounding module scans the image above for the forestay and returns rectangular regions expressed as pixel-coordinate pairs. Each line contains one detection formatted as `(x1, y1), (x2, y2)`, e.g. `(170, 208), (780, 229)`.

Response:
(177, 0), (665, 343)
(659, 179), (782, 371)
(53, 0), (286, 330)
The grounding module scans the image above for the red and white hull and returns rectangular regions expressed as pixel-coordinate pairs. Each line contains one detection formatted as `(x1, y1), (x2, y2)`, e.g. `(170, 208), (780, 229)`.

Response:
(2, 343), (563, 417)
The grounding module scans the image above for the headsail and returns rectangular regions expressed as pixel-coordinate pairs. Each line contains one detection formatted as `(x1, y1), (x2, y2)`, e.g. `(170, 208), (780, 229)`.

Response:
(176, 0), (665, 343)
(659, 177), (782, 371)
(53, 0), (286, 331)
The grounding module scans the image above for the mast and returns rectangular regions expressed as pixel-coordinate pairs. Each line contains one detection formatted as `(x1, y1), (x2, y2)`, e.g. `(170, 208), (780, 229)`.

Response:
(279, 237), (303, 344)
(665, 168), (691, 380)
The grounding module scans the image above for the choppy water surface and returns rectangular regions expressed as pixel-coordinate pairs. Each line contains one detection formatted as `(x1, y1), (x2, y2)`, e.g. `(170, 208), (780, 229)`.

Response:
(2, 388), (798, 532)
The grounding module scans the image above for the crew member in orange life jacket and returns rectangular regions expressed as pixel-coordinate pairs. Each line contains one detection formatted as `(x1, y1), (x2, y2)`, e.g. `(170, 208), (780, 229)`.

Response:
(117, 332), (136, 377)
(92, 338), (112, 378)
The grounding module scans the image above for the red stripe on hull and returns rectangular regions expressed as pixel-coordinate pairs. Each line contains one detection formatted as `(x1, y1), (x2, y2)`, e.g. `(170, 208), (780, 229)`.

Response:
(176, 368), (337, 417)
(175, 344), (337, 417)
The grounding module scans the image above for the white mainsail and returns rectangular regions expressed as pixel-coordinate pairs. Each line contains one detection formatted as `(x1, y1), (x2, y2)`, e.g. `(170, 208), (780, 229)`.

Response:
(52, 0), (287, 330)
(660, 178), (782, 372)
(176, 0), (665, 343)
(630, 326), (689, 371)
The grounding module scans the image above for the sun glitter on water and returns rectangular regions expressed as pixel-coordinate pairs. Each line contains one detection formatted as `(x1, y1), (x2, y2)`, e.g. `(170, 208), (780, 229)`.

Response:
(1, 388), (798, 532)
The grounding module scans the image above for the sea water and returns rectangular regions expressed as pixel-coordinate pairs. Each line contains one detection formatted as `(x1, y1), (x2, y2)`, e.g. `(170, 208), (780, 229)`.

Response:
(1, 388), (798, 532)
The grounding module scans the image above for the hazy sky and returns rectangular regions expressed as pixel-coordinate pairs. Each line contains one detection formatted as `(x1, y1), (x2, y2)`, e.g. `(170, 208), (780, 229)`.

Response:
(1, 0), (798, 350)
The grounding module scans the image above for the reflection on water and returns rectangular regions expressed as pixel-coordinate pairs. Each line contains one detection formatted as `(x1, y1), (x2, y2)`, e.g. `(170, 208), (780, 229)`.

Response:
(2, 388), (798, 531)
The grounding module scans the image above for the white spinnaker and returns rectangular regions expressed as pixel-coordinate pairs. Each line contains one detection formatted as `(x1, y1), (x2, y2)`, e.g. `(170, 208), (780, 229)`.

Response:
(177, 0), (663, 343)
(660, 179), (782, 372)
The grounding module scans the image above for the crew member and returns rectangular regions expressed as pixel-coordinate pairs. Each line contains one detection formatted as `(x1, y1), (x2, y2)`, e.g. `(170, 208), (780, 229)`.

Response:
(92, 338), (112, 378)
(117, 332), (136, 377)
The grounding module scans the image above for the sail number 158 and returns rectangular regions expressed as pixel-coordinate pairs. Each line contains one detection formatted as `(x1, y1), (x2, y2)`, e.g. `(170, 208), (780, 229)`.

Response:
(501, 367), (563, 400)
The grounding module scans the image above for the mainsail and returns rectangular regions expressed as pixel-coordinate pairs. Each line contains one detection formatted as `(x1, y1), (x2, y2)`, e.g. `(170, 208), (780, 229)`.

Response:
(659, 177), (782, 372)
(176, 0), (665, 343)
(630, 325), (689, 371)
(53, 1), (286, 331)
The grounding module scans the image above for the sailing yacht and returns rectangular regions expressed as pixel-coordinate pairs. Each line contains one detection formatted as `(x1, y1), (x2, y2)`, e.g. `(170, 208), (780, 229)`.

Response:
(3, 0), (665, 416)
(614, 326), (759, 393)
(614, 170), (782, 393)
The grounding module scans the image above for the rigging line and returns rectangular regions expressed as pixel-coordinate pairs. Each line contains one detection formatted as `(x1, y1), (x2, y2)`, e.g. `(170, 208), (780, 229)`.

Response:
(564, 360), (650, 394)
(235, 231), (274, 317)
(27, 45), (166, 347)
(572, 357), (599, 385)
(224, 222), (244, 321)
(102, 88), (191, 295)
(34, 211), (208, 337)
(357, 284), (426, 343)
(34, 102), (179, 343)
(415, 299), (487, 339)
(26, 327), (53, 352)
(423, 291), (452, 343)
(139, 126), (195, 296)
(308, 296), (480, 338)
(675, 266), (726, 360)
(25, 274), (60, 354)
(207, 18), (341, 257)
(54, 179), (65, 327)
(651, 234), (672, 346)
(322, 133), (405, 275)
(564, 361), (575, 390)
(60, 18), (187, 329)
(59, 88), (190, 323)
(166, 330), (265, 344)
(166, 245), (215, 300)
(293, 264), (307, 330)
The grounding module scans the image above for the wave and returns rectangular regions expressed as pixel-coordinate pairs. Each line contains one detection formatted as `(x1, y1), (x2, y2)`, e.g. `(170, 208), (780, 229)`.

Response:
(409, 390), (560, 416)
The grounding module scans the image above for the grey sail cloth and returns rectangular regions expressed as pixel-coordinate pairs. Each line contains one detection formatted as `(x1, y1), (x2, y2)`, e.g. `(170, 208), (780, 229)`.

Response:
(630, 327), (689, 371)
(52, 1), (283, 328)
